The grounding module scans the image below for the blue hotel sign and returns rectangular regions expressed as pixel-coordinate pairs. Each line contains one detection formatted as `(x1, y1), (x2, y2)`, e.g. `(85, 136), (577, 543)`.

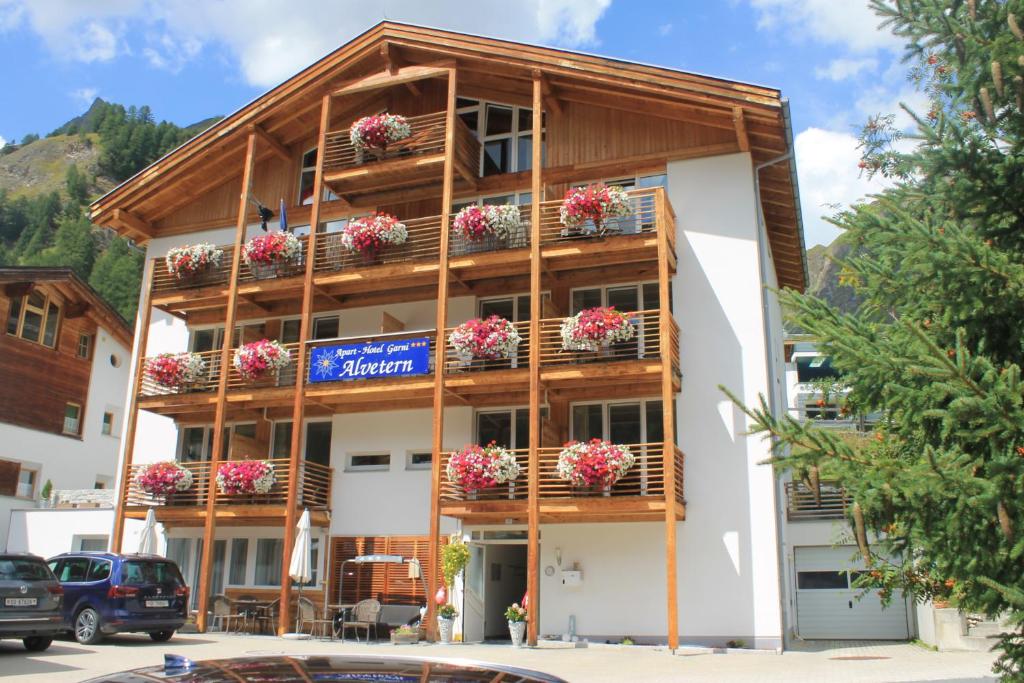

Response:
(308, 337), (431, 383)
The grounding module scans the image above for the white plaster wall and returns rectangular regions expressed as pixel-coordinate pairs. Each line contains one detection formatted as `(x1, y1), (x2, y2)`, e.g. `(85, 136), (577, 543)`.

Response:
(667, 152), (784, 648)
(6, 508), (143, 558)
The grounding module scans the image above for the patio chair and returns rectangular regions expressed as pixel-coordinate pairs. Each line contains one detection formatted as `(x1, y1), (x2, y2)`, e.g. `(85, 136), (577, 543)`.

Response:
(236, 594), (260, 633)
(297, 596), (334, 639)
(256, 598), (280, 635)
(339, 598), (382, 643)
(210, 594), (244, 634)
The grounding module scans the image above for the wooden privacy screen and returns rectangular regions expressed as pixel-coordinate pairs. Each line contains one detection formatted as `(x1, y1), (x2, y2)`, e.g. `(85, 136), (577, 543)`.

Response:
(329, 535), (445, 605)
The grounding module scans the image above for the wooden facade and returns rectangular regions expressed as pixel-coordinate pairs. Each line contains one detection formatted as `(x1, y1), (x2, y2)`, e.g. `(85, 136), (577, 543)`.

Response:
(93, 22), (804, 648)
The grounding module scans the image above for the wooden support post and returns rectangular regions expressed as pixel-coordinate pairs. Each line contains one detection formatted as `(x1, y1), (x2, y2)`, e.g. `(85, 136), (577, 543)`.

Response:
(656, 186), (679, 650)
(526, 73), (543, 647)
(427, 67), (459, 642)
(195, 131), (257, 633)
(278, 95), (333, 635)
(111, 258), (156, 552)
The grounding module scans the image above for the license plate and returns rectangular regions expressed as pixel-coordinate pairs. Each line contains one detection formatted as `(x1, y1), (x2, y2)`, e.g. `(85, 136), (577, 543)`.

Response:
(4, 597), (37, 607)
(145, 599), (169, 608)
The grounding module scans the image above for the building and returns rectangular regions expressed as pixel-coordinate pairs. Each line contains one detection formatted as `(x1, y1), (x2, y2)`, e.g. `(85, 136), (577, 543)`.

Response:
(0, 267), (133, 551)
(91, 23), (806, 649)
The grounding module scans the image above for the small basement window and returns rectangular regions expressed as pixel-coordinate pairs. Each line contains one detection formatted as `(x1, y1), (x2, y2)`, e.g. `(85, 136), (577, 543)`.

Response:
(406, 451), (432, 470)
(346, 453), (391, 472)
(101, 412), (114, 435)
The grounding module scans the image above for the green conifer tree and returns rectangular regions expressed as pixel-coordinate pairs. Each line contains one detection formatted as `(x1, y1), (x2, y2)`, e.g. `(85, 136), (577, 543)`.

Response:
(88, 236), (143, 320)
(724, 1), (1024, 677)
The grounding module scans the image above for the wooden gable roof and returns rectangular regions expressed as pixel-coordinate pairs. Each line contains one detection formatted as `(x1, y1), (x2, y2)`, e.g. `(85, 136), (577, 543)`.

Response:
(89, 21), (806, 290)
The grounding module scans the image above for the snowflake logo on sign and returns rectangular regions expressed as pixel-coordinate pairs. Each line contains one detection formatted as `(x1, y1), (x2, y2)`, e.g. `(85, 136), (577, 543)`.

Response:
(313, 350), (338, 379)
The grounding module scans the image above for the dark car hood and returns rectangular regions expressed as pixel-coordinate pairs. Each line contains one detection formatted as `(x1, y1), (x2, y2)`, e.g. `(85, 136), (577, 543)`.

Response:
(83, 653), (567, 683)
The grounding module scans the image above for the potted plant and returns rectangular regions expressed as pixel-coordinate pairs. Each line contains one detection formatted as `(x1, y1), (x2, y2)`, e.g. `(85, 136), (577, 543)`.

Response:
(349, 113), (412, 158)
(452, 204), (522, 252)
(438, 537), (470, 645)
(135, 461), (193, 497)
(38, 479), (53, 508)
(559, 306), (636, 352)
(556, 439), (635, 494)
(446, 443), (521, 498)
(216, 459), (276, 495)
(390, 624), (419, 645)
(241, 230), (302, 279)
(559, 183), (631, 236)
(232, 339), (291, 381)
(164, 243), (223, 285)
(448, 315), (522, 363)
(436, 604), (458, 644)
(145, 352), (207, 391)
(340, 213), (408, 264)
(505, 603), (527, 647)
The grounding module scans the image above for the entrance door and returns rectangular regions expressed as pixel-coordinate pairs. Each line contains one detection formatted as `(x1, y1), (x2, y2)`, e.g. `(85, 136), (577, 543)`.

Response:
(463, 544), (486, 643)
(462, 541), (529, 642)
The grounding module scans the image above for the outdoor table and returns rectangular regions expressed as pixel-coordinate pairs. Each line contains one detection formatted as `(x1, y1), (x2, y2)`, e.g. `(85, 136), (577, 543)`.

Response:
(233, 599), (273, 634)
(327, 603), (355, 638)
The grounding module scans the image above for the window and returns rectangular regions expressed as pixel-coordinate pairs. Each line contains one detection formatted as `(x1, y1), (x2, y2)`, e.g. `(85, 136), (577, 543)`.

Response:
(796, 355), (841, 383)
(78, 536), (108, 552)
(77, 334), (92, 359)
(122, 560), (184, 587)
(456, 99), (545, 176)
(254, 539), (283, 585)
(312, 316), (340, 340)
(797, 571), (851, 590)
(229, 538), (248, 585)
(15, 468), (36, 498)
(55, 557), (90, 582)
(7, 291), (61, 347)
(407, 451), (432, 471)
(101, 412), (114, 435)
(570, 399), (666, 445)
(63, 403), (82, 435)
(475, 407), (544, 449)
(87, 559), (112, 581)
(346, 453), (391, 472)
(305, 422), (332, 467)
(297, 147), (339, 206)
(109, 354), (121, 368)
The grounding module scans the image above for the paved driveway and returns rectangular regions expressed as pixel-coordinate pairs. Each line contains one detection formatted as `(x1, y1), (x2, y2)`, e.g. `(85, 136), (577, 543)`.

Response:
(0, 634), (999, 682)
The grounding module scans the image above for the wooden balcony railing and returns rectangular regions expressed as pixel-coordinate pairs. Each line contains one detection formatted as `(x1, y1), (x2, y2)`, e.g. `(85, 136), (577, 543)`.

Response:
(152, 246), (235, 294)
(238, 235), (308, 284)
(139, 342), (301, 398)
(314, 215), (443, 272)
(125, 458), (332, 509)
(536, 187), (673, 247)
(323, 112), (448, 172)
(537, 309), (671, 367)
(442, 320), (531, 373)
(784, 480), (848, 520)
(439, 442), (683, 505)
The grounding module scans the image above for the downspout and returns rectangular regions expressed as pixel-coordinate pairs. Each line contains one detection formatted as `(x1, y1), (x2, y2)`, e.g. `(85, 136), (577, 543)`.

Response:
(751, 99), (806, 651)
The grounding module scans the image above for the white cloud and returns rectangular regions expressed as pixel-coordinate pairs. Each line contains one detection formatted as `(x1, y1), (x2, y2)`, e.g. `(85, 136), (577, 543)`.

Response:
(4, 0), (612, 86)
(70, 87), (99, 106)
(0, 135), (6, 149)
(748, 0), (901, 53)
(814, 57), (877, 81)
(794, 127), (896, 247)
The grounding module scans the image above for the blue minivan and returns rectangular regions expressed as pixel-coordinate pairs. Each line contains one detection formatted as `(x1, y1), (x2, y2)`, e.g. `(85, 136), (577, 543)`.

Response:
(48, 553), (188, 644)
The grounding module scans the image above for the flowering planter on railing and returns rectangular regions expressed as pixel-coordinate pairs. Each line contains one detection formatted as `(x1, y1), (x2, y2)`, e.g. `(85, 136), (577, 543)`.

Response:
(350, 113), (412, 158)
(556, 439), (635, 494)
(135, 461), (193, 497)
(216, 460), (276, 495)
(145, 352), (207, 390)
(448, 315), (521, 362)
(241, 231), (302, 279)
(165, 243), (223, 284)
(446, 444), (521, 499)
(340, 213), (408, 264)
(452, 204), (522, 252)
(559, 307), (636, 352)
(232, 339), (291, 381)
(559, 183), (631, 236)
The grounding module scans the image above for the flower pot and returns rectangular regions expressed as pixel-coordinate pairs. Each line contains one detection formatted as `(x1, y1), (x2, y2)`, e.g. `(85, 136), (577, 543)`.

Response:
(437, 616), (455, 644)
(359, 249), (381, 266)
(176, 268), (219, 288)
(390, 632), (419, 645)
(250, 262), (279, 280)
(508, 620), (526, 647)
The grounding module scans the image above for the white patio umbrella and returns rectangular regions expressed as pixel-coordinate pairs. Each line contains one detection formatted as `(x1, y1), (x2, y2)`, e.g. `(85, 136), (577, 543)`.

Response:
(287, 509), (312, 634)
(138, 508), (158, 555)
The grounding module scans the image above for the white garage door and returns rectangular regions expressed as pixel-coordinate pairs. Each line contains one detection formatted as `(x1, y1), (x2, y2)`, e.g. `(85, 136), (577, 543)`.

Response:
(794, 546), (910, 640)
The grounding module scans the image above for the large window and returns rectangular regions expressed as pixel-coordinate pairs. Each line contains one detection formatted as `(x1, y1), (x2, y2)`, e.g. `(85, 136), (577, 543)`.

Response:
(570, 399), (666, 445)
(7, 291), (60, 348)
(456, 99), (545, 176)
(229, 538), (248, 585)
(254, 538), (283, 585)
(297, 148), (339, 206)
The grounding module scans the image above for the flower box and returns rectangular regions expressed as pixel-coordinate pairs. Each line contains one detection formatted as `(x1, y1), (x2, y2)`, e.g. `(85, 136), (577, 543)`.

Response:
(446, 444), (521, 495)
(241, 231), (302, 279)
(233, 339), (291, 381)
(350, 113), (412, 157)
(216, 460), (276, 495)
(390, 626), (420, 644)
(145, 352), (207, 390)
(448, 315), (521, 362)
(452, 204), (522, 251)
(136, 461), (193, 496)
(340, 213), (408, 263)
(559, 307), (635, 352)
(165, 243), (224, 283)
(557, 439), (635, 489)
(559, 183), (631, 236)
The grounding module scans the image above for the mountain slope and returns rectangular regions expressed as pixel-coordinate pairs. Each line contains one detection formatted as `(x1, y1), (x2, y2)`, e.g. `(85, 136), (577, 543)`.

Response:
(0, 134), (112, 200)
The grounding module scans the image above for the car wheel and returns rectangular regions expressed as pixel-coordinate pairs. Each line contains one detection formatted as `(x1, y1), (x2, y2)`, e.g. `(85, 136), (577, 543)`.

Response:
(75, 607), (103, 645)
(149, 630), (174, 642)
(22, 636), (53, 652)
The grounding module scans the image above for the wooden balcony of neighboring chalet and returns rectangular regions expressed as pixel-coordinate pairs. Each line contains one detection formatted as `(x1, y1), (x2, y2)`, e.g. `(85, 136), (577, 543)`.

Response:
(438, 442), (686, 524)
(122, 458), (332, 527)
(784, 480), (849, 521)
(136, 309), (680, 418)
(148, 187), (675, 319)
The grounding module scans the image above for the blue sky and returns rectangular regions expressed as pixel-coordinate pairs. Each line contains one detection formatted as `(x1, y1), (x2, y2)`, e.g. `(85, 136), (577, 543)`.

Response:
(0, 1), (926, 247)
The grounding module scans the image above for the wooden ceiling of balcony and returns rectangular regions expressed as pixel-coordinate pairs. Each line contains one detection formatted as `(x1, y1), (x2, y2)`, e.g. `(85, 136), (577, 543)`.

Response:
(89, 21), (805, 290)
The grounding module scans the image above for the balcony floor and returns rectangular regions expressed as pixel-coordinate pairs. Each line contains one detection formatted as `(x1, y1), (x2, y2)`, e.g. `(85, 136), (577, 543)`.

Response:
(440, 497), (686, 524)
(125, 505), (330, 528)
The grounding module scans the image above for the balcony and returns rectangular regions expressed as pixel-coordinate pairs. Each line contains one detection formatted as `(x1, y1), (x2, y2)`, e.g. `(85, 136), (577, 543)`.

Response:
(439, 442), (685, 523)
(124, 458), (332, 527)
(784, 480), (849, 521)
(321, 112), (479, 199)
